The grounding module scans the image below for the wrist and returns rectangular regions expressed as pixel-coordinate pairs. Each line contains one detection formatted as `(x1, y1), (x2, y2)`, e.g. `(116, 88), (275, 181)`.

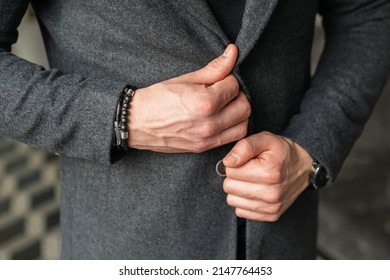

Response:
(112, 85), (137, 151)
(292, 140), (329, 189)
(291, 140), (313, 187)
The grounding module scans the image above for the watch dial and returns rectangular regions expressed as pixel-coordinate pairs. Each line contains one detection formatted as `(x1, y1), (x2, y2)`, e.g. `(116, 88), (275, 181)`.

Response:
(316, 167), (329, 187)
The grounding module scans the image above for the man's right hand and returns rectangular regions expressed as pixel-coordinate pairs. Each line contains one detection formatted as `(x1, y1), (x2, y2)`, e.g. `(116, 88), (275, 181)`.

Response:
(127, 44), (251, 153)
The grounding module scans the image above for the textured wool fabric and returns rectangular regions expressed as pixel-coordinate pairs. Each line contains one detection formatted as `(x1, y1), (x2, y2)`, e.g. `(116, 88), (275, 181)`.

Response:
(206, 0), (246, 42)
(1, 0), (390, 259)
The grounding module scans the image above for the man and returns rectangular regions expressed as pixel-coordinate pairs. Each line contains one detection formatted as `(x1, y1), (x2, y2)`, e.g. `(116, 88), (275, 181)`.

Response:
(0, 0), (389, 259)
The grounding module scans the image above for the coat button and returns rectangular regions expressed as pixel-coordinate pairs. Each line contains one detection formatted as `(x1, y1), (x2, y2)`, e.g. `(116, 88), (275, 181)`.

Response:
(215, 160), (226, 177)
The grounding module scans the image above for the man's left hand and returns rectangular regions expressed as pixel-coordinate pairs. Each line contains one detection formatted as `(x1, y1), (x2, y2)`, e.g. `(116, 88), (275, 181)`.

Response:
(222, 131), (313, 222)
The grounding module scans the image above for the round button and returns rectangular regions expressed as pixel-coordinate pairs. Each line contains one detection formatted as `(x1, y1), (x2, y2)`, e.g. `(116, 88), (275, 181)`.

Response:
(215, 160), (226, 177)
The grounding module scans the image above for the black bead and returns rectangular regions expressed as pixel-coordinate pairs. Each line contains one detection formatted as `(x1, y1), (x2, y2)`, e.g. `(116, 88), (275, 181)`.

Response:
(122, 110), (127, 116)
(123, 103), (129, 109)
(125, 96), (131, 102)
(121, 117), (127, 123)
(121, 124), (127, 131)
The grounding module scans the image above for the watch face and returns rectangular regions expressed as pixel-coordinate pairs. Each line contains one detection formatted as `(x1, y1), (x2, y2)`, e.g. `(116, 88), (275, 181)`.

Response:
(315, 166), (329, 188)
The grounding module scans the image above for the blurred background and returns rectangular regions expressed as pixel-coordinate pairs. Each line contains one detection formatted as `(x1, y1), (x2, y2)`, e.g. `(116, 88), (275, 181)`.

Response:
(0, 6), (389, 259)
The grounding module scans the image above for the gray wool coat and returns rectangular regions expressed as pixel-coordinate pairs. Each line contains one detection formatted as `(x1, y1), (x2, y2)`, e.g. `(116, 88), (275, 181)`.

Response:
(1, 0), (390, 259)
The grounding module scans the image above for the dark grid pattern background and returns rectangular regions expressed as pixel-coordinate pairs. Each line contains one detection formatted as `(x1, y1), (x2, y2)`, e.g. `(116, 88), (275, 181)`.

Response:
(0, 139), (60, 259)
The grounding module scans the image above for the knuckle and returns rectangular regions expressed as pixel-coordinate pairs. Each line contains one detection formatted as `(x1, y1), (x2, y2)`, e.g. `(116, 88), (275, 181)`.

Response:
(259, 131), (275, 142)
(238, 96), (251, 117)
(266, 189), (283, 204)
(240, 137), (256, 153)
(226, 194), (235, 206)
(239, 124), (248, 138)
(260, 131), (273, 137)
(206, 58), (223, 72)
(223, 178), (233, 193)
(254, 204), (264, 214)
(235, 208), (245, 218)
(224, 166), (233, 178)
(246, 190), (257, 200)
(266, 215), (280, 223)
(244, 102), (252, 118)
(232, 123), (248, 142)
(200, 99), (217, 116)
(198, 122), (217, 138)
(266, 169), (283, 184)
(212, 136), (224, 149)
(238, 123), (248, 139)
(268, 203), (282, 215)
(230, 77), (240, 93)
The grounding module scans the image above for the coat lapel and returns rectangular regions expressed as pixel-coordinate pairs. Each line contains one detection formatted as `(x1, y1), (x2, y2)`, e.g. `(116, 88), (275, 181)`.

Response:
(236, 0), (279, 65)
(171, 0), (229, 48)
(172, 0), (279, 64)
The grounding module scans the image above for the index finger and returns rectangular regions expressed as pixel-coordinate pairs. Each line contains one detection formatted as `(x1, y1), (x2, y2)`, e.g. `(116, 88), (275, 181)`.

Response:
(207, 74), (240, 112)
(225, 156), (285, 185)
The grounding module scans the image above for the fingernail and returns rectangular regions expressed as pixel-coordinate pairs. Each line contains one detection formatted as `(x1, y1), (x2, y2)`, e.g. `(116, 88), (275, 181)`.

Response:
(223, 46), (232, 57)
(224, 153), (238, 165)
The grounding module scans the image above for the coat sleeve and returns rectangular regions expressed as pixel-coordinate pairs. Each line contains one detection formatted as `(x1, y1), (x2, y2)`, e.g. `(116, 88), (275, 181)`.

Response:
(0, 0), (127, 165)
(282, 0), (390, 183)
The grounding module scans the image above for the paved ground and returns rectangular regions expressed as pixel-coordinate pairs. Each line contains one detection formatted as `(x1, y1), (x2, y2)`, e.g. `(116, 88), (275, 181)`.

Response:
(0, 9), (389, 259)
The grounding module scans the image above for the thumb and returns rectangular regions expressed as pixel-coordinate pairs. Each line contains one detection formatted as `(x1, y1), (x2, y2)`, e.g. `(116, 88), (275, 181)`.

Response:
(223, 133), (272, 168)
(180, 44), (238, 85)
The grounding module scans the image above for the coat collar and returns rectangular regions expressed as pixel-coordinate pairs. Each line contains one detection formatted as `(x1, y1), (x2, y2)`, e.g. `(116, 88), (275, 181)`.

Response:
(173, 0), (279, 64)
(172, 0), (230, 47)
(236, 0), (279, 64)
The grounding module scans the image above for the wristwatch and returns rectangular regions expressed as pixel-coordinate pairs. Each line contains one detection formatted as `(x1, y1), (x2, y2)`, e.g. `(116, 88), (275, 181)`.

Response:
(308, 160), (329, 190)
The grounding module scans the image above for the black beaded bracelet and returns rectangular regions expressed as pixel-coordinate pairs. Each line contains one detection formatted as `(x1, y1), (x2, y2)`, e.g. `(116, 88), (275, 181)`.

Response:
(113, 85), (136, 151)
(120, 86), (136, 151)
(113, 95), (122, 148)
